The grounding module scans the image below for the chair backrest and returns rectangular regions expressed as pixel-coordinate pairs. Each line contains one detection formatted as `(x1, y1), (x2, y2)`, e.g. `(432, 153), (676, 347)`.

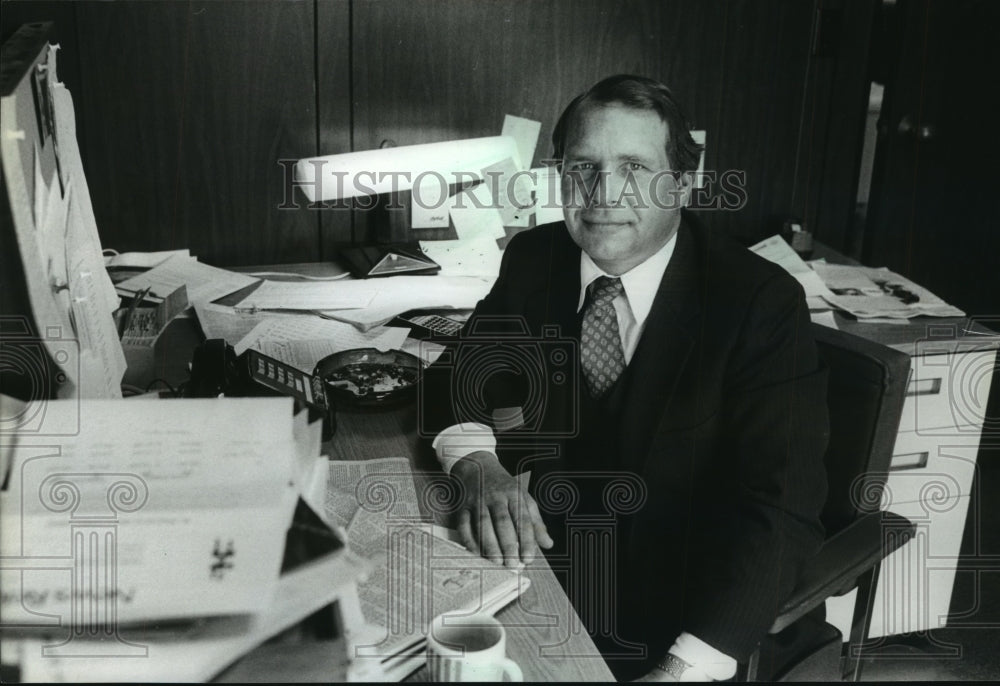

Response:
(811, 324), (911, 536)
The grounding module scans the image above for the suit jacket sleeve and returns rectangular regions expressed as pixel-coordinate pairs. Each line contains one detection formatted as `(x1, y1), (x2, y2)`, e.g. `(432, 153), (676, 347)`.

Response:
(417, 234), (529, 441)
(681, 272), (829, 660)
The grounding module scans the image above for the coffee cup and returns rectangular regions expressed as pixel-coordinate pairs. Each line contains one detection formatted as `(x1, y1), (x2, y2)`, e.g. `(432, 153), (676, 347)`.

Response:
(426, 612), (523, 681)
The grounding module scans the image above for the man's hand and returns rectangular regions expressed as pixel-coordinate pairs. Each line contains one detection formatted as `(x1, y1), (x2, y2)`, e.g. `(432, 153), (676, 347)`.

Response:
(452, 451), (553, 567)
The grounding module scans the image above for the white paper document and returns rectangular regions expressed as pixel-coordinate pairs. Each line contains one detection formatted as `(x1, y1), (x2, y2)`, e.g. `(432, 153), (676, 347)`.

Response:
(235, 279), (379, 312)
(104, 249), (193, 269)
(749, 235), (835, 300)
(420, 232), (503, 279)
(531, 166), (564, 225)
(194, 301), (300, 345)
(447, 180), (507, 241)
(115, 254), (260, 304)
(316, 275), (493, 331)
(257, 330), (411, 374)
(812, 263), (965, 319)
(234, 316), (409, 357)
(0, 397), (302, 625)
(501, 114), (541, 171)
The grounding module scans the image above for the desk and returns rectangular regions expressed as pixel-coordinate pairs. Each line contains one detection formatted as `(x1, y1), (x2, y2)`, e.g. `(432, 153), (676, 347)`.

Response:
(144, 292), (614, 682)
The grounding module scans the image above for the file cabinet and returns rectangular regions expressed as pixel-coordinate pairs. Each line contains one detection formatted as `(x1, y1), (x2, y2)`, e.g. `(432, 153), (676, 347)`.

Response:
(825, 320), (999, 639)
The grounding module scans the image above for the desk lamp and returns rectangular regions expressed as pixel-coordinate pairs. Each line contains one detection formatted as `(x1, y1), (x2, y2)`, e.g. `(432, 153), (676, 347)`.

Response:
(294, 136), (518, 277)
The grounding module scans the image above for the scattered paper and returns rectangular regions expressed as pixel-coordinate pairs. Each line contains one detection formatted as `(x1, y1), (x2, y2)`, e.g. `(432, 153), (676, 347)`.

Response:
(257, 330), (410, 374)
(481, 157), (526, 226)
(193, 301), (298, 345)
(400, 337), (447, 367)
(104, 249), (192, 269)
(410, 172), (452, 229)
(812, 263), (964, 319)
(316, 275), (493, 332)
(234, 315), (409, 358)
(115, 254), (259, 304)
(532, 166), (564, 225)
(235, 279), (379, 312)
(448, 181), (507, 241)
(501, 114), (541, 171)
(420, 232), (503, 279)
(749, 235), (835, 300)
(2, 397), (301, 624)
(325, 457), (423, 531)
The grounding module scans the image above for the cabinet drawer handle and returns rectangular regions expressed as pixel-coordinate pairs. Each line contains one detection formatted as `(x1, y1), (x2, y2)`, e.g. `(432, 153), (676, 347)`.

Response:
(906, 377), (942, 397)
(889, 451), (929, 471)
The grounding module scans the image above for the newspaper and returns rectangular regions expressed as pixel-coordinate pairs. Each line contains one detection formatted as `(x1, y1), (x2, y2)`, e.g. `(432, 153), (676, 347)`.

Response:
(324, 458), (529, 680)
(812, 263), (964, 319)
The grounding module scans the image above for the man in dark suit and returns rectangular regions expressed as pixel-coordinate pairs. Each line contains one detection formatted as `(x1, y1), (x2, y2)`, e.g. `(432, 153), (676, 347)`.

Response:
(420, 74), (829, 681)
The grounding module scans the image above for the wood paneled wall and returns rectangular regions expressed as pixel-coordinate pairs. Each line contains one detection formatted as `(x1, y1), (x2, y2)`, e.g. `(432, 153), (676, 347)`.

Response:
(1, 0), (873, 266)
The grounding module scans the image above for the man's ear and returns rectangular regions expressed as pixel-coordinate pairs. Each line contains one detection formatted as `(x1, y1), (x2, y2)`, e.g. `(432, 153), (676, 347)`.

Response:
(676, 171), (694, 208)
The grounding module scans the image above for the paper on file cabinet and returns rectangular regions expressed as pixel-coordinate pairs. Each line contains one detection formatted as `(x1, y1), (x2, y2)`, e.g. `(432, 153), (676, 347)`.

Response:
(0, 397), (301, 624)
(295, 136), (519, 203)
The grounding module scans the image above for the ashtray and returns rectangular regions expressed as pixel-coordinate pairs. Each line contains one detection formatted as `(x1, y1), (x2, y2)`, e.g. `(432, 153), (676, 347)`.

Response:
(313, 348), (421, 408)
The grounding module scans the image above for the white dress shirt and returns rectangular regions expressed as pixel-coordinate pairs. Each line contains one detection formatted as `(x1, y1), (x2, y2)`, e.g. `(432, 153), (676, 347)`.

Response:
(431, 231), (736, 679)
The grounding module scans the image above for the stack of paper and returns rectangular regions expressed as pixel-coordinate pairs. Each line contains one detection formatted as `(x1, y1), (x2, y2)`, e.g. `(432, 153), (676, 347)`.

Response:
(1, 397), (369, 682)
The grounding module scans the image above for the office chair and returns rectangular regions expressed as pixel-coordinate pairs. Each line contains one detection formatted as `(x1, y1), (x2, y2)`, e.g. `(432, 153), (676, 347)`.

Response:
(742, 324), (917, 681)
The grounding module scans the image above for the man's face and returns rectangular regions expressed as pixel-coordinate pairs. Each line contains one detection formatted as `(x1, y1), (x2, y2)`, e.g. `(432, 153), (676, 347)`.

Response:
(561, 104), (691, 275)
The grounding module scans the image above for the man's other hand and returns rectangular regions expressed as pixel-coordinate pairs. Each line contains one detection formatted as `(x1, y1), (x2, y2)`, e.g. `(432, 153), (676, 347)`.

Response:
(452, 451), (553, 567)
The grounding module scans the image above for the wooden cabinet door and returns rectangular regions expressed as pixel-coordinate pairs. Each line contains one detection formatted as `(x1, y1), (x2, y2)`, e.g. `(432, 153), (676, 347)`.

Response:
(863, 0), (1000, 317)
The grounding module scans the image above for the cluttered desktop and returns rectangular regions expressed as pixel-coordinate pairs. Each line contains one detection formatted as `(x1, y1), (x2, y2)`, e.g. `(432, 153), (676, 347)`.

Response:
(2, 21), (998, 684)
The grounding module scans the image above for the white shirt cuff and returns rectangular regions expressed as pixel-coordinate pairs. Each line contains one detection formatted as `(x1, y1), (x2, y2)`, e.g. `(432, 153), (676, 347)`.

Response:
(669, 632), (737, 681)
(431, 422), (499, 474)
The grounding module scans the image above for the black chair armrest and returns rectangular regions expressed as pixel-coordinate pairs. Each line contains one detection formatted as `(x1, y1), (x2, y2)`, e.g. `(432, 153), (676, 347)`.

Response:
(770, 511), (915, 633)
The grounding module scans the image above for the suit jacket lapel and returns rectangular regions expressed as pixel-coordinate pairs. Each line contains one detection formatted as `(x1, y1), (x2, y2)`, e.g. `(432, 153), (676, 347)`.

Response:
(615, 220), (703, 472)
(522, 224), (581, 339)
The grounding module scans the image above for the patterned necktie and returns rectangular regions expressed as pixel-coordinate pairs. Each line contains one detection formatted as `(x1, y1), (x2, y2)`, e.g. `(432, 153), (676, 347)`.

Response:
(581, 276), (626, 398)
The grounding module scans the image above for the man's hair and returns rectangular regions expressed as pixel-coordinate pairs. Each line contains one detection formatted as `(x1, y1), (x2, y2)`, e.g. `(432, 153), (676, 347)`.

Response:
(552, 74), (703, 175)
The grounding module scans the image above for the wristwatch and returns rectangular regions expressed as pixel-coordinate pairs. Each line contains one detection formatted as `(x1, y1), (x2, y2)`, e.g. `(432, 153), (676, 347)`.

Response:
(657, 653), (694, 680)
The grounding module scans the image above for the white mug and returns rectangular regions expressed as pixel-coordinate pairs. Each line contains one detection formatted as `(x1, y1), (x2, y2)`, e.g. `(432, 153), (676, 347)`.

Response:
(426, 612), (523, 682)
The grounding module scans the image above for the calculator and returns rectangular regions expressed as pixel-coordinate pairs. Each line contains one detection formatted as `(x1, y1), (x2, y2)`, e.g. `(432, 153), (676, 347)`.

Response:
(392, 312), (466, 339)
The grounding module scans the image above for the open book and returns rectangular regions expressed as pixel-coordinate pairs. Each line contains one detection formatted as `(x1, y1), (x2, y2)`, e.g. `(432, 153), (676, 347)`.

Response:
(317, 458), (530, 681)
